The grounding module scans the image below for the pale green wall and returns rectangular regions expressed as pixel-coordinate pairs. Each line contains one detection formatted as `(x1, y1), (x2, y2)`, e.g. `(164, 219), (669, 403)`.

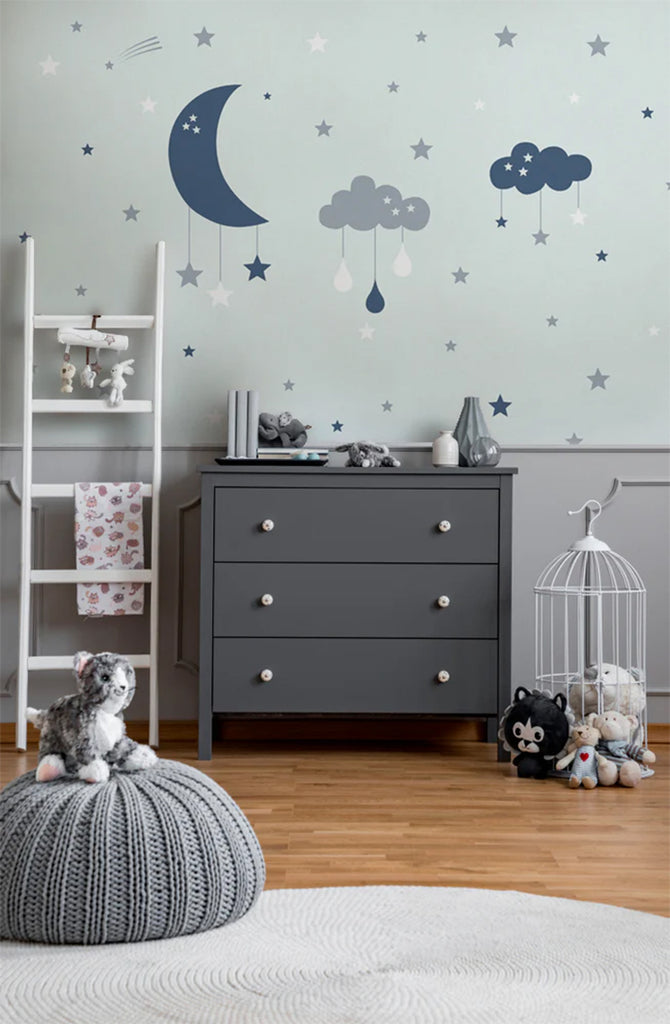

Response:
(1, 0), (668, 447)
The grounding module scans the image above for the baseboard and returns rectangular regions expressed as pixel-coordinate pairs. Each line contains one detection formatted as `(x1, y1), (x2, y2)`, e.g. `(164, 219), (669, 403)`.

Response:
(5, 719), (668, 747)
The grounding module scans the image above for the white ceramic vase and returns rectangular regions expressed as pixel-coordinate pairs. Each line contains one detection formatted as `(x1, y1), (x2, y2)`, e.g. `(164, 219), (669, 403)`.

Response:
(432, 430), (459, 467)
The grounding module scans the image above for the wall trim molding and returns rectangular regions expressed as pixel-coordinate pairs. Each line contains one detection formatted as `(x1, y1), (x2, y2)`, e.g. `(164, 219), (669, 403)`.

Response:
(2, 442), (669, 454)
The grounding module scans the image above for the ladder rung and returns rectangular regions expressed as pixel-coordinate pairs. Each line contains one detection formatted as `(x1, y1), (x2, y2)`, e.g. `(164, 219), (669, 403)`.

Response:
(32, 483), (153, 498)
(32, 400), (153, 414)
(31, 570), (152, 583)
(34, 315), (154, 330)
(28, 654), (151, 670)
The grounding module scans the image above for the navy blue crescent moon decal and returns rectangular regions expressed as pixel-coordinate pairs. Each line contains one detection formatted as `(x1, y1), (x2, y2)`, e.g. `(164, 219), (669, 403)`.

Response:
(168, 85), (267, 227)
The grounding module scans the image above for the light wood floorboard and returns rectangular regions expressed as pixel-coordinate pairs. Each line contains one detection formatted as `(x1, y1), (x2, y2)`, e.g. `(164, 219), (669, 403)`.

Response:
(2, 735), (668, 917)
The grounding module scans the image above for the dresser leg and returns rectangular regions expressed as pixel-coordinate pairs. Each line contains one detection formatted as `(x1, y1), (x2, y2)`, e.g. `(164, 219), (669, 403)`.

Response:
(198, 714), (212, 761)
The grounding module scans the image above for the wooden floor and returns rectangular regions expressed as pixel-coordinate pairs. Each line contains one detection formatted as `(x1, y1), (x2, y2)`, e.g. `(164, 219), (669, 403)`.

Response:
(3, 733), (668, 917)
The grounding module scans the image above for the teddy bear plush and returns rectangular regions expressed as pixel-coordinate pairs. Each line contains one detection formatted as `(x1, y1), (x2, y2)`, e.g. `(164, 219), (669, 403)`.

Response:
(555, 723), (617, 788)
(569, 662), (646, 719)
(26, 650), (157, 783)
(60, 362), (76, 393)
(498, 687), (572, 778)
(336, 441), (401, 468)
(586, 710), (656, 787)
(258, 411), (311, 448)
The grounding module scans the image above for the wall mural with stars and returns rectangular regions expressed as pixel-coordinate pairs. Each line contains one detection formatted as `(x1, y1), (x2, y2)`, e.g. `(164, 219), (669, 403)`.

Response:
(1, 0), (668, 448)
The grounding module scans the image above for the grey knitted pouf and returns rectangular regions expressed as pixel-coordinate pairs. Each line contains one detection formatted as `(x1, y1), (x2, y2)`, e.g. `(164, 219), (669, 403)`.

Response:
(0, 760), (265, 945)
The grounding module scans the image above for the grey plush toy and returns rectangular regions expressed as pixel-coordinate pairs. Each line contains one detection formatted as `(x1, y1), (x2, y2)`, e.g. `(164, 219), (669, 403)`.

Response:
(27, 651), (157, 783)
(336, 441), (401, 468)
(258, 411), (311, 448)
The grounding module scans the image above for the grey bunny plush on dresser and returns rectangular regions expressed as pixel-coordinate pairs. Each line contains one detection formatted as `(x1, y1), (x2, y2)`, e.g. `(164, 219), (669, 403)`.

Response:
(336, 441), (401, 468)
(27, 651), (157, 783)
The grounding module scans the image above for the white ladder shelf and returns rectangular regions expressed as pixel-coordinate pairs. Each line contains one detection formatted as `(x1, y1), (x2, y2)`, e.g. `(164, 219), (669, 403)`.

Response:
(16, 238), (165, 750)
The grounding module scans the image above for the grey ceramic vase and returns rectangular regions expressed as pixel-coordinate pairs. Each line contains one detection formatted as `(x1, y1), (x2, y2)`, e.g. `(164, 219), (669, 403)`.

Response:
(452, 396), (495, 467)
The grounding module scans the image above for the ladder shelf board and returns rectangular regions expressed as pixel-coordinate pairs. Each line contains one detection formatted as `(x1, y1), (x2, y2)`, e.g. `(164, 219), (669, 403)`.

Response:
(32, 483), (153, 498)
(28, 654), (151, 671)
(34, 314), (154, 330)
(30, 569), (152, 584)
(32, 399), (153, 413)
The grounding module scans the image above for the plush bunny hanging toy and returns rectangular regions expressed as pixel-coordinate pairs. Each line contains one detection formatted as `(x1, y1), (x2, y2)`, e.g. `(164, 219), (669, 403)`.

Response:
(27, 651), (157, 783)
(100, 358), (134, 407)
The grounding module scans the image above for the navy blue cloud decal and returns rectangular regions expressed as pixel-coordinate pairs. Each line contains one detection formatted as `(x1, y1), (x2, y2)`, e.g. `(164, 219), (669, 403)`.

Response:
(490, 142), (592, 195)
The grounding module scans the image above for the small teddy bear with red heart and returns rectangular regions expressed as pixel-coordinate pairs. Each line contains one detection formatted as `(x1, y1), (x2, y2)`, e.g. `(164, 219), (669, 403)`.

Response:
(556, 722), (617, 789)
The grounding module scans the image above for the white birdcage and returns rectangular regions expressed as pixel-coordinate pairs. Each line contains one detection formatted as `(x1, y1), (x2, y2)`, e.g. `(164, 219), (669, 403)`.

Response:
(534, 499), (647, 737)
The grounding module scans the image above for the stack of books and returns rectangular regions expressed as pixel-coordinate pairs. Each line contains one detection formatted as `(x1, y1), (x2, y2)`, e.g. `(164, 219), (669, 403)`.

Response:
(226, 389), (260, 459)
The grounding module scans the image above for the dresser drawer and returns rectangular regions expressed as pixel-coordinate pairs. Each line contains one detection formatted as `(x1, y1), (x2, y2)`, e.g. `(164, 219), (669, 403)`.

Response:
(214, 486), (498, 563)
(213, 563), (497, 638)
(212, 638), (497, 714)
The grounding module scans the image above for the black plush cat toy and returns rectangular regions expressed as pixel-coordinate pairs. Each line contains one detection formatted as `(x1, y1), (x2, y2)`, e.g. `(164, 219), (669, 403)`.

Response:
(498, 687), (572, 778)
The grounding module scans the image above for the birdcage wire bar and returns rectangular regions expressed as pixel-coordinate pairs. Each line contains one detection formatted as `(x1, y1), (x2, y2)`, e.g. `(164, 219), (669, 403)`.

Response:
(534, 504), (647, 738)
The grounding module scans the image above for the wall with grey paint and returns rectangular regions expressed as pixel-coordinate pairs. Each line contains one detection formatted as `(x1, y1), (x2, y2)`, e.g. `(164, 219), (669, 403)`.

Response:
(1, 0), (669, 448)
(1, 447), (668, 725)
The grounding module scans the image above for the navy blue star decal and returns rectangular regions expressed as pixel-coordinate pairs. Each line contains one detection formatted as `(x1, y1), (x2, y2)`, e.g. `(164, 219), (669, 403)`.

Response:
(642, 107), (653, 118)
(82, 144), (93, 155)
(496, 216), (507, 227)
(331, 420), (343, 432)
(183, 345), (195, 357)
(596, 250), (608, 261)
(490, 394), (511, 417)
(19, 231), (30, 243)
(244, 255), (271, 281)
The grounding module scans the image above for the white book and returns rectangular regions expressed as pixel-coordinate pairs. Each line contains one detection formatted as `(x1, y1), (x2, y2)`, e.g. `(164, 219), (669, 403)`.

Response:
(246, 390), (259, 459)
(227, 390), (237, 456)
(234, 390), (247, 458)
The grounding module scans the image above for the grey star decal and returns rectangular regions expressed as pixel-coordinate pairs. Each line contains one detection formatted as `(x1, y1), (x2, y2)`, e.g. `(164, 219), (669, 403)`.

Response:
(444, 340), (457, 351)
(105, 61), (113, 70)
(382, 400), (393, 412)
(123, 205), (139, 221)
(587, 34), (610, 56)
(315, 120), (333, 136)
(416, 31), (427, 42)
(283, 379), (295, 391)
(388, 81), (399, 92)
(177, 262), (202, 287)
(71, 21), (82, 32)
(566, 433), (583, 446)
(532, 229), (550, 245)
(547, 316), (558, 326)
(587, 368), (609, 390)
(194, 26), (214, 47)
(75, 284), (87, 296)
(411, 137), (432, 159)
(495, 25), (517, 47)
(452, 266), (469, 283)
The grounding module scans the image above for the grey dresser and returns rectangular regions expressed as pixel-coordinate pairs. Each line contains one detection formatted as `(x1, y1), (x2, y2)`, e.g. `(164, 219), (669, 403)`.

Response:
(198, 464), (516, 759)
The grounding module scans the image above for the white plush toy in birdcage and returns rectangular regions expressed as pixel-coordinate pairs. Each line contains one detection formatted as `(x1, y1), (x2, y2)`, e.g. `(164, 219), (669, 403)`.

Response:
(534, 499), (647, 731)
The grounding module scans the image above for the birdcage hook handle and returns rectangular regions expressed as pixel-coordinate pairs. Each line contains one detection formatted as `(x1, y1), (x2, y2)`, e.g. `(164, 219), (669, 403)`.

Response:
(568, 499), (602, 535)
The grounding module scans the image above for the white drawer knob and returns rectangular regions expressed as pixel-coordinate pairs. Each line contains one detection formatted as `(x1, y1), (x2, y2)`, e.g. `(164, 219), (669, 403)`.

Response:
(261, 519), (275, 532)
(437, 595), (451, 608)
(259, 669), (273, 682)
(437, 670), (450, 684)
(260, 593), (274, 606)
(438, 520), (451, 533)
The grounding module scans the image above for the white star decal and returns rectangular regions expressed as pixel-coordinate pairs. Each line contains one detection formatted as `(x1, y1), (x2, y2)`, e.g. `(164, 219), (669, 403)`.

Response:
(474, 99), (485, 110)
(570, 209), (587, 225)
(504, 162), (512, 171)
(189, 114), (198, 121)
(406, 203), (415, 212)
(39, 55), (60, 76)
(193, 126), (201, 134)
(359, 323), (375, 340)
(519, 167), (528, 176)
(569, 93), (580, 104)
(648, 325), (660, 336)
(207, 282), (233, 307)
(182, 122), (190, 131)
(140, 96), (157, 113)
(308, 32), (327, 52)
(383, 196), (391, 204)
(523, 153), (533, 162)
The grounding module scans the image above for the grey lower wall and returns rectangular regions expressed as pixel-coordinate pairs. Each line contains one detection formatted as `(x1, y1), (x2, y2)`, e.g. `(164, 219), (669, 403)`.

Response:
(1, 445), (668, 725)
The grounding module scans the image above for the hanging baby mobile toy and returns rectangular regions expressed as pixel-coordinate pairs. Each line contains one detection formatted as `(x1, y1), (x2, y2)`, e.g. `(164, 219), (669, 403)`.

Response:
(319, 175), (430, 313)
(168, 85), (269, 297)
(56, 320), (132, 407)
(489, 142), (592, 243)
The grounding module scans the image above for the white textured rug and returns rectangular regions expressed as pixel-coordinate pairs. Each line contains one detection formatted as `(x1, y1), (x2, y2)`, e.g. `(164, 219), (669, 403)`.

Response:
(2, 886), (668, 1024)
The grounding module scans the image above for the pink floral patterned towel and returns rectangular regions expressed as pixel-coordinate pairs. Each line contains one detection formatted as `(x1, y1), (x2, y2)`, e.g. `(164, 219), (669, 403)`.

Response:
(75, 482), (145, 616)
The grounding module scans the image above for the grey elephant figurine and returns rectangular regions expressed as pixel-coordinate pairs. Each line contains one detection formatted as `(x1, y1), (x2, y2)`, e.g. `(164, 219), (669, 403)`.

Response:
(258, 411), (311, 448)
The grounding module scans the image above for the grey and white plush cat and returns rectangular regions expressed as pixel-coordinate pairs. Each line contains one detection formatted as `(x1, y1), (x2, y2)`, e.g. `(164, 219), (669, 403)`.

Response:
(336, 442), (401, 468)
(27, 651), (157, 784)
